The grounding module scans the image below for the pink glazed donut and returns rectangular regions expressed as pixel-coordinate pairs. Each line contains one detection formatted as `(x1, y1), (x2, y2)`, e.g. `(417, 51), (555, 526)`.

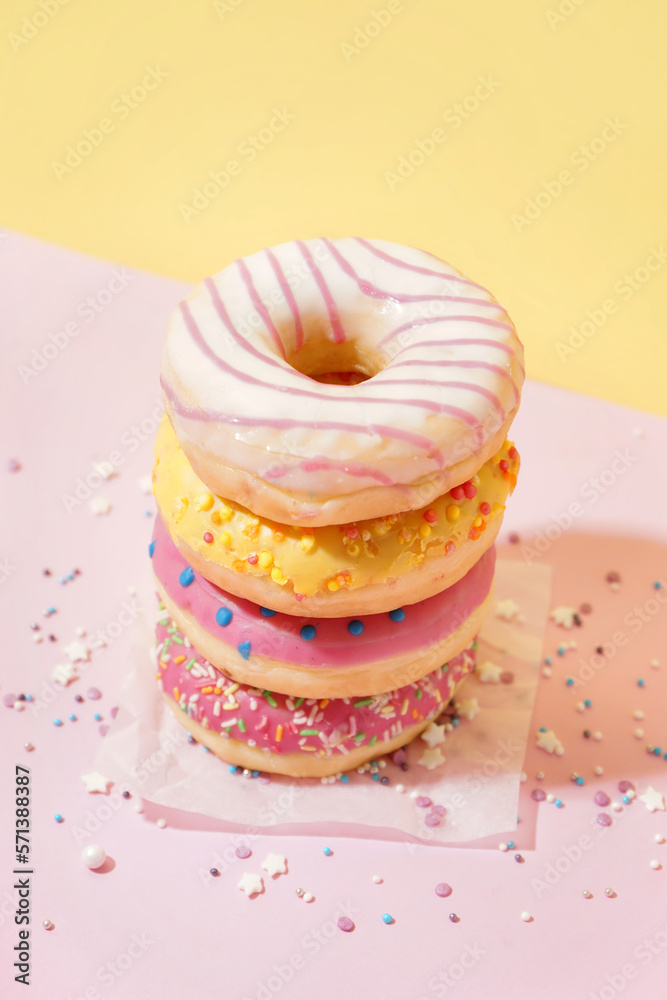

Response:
(150, 513), (494, 698)
(155, 614), (476, 778)
(161, 237), (524, 525)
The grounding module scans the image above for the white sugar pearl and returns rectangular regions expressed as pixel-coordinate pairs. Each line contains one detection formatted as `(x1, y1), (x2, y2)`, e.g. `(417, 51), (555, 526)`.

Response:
(635, 729), (645, 739)
(303, 892), (314, 902)
(542, 667), (552, 678)
(593, 731), (602, 741)
(134, 801), (144, 813)
(650, 659), (660, 669)
(372, 875), (383, 883)
(594, 766), (604, 775)
(649, 860), (661, 870)
(409, 790), (420, 799)
(395, 784), (405, 794)
(626, 789), (636, 800)
(546, 793), (555, 803)
(521, 911), (532, 922)
(13, 701), (26, 712)
(576, 703), (585, 713)
(655, 834), (665, 844)
(156, 818), (166, 828)
(81, 844), (106, 869)
(498, 843), (508, 852)
(612, 801), (623, 812)
(633, 710), (645, 720)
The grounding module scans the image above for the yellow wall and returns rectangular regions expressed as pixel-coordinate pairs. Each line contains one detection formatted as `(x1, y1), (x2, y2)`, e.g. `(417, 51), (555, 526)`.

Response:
(1, 0), (665, 414)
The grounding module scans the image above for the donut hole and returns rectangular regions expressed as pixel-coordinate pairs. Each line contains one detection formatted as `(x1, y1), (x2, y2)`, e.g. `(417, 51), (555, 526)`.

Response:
(287, 335), (382, 386)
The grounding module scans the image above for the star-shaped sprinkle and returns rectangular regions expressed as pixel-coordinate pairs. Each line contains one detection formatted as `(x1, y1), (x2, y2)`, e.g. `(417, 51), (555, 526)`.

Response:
(81, 772), (112, 794)
(536, 730), (564, 755)
(639, 786), (666, 813)
(64, 639), (90, 663)
(237, 873), (264, 896)
(261, 853), (287, 877)
(495, 599), (523, 622)
(476, 660), (503, 684)
(52, 662), (79, 686)
(456, 698), (480, 720)
(550, 606), (578, 628)
(421, 722), (446, 748)
(417, 747), (445, 771)
(90, 496), (111, 515)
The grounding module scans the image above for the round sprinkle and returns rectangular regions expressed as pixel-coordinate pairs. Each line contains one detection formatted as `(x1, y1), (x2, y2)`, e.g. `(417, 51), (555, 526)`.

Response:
(54, 814), (63, 823)
(650, 860), (661, 869)
(415, 796), (432, 808)
(86, 688), (102, 700)
(323, 847), (333, 856)
(449, 913), (458, 922)
(337, 916), (354, 932)
(605, 887), (615, 897)
(507, 841), (515, 850)
(597, 813), (612, 827)
(347, 619), (364, 636)
(81, 844), (106, 869)
(521, 911), (532, 922)
(52, 718), (62, 727)
(372, 875), (383, 883)
(156, 818), (166, 829)
(42, 919), (54, 930)
(235, 846), (251, 859)
(425, 813), (441, 827)
(381, 913), (393, 924)
(215, 607), (233, 627)
(203, 531), (214, 544)
(300, 624), (316, 641)
(638, 678), (645, 687)
(303, 892), (314, 902)
(210, 868), (219, 876)
(389, 608), (405, 623)
(514, 854), (523, 863)
(618, 780), (634, 793)
(583, 890), (592, 899)
(498, 843), (508, 852)
(655, 834), (665, 844)
(435, 883), (452, 897)
(179, 566), (195, 587)
(237, 641), (251, 660)
(594, 791), (610, 806)
(531, 789), (546, 802)
(134, 801), (144, 813)
(259, 606), (276, 617)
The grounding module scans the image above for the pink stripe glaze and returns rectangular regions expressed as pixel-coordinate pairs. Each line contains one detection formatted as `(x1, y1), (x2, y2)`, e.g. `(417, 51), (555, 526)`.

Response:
(354, 237), (488, 292)
(157, 615), (476, 757)
(324, 239), (497, 311)
(296, 240), (346, 344)
(236, 258), (287, 359)
(376, 314), (512, 351)
(265, 248), (304, 351)
(151, 514), (495, 669)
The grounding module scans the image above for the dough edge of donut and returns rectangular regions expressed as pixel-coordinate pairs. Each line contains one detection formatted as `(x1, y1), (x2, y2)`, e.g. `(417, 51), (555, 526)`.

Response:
(164, 513), (502, 618)
(169, 403), (519, 527)
(156, 580), (492, 698)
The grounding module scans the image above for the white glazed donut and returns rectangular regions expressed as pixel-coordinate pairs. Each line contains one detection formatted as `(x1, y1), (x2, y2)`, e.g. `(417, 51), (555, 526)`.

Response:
(161, 237), (524, 526)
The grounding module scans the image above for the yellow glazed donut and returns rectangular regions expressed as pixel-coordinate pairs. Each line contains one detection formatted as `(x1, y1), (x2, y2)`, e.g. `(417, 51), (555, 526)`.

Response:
(161, 237), (524, 526)
(153, 414), (519, 617)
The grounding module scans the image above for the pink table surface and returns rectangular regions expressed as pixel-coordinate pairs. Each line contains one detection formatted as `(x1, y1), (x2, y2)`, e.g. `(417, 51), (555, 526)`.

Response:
(1, 231), (667, 1000)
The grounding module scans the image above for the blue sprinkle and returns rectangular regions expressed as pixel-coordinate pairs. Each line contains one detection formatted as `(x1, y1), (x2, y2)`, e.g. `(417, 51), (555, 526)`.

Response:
(382, 913), (393, 924)
(539, 726), (547, 732)
(452, 717), (459, 727)
(507, 840), (515, 850)
(654, 747), (662, 756)
(654, 581), (663, 589)
(347, 620), (364, 636)
(149, 540), (156, 558)
(187, 734), (196, 744)
(372, 773), (380, 781)
(389, 608), (405, 622)
(53, 719), (62, 727)
(300, 624), (317, 641)
(576, 777), (585, 786)
(544, 656), (552, 665)
(179, 566), (195, 587)
(557, 645), (567, 656)
(555, 799), (563, 808)
(323, 847), (333, 856)
(229, 764), (239, 774)
(24, 695), (33, 702)
(238, 641), (251, 660)
(54, 814), (63, 823)
(260, 607), (276, 617)
(94, 713), (101, 721)
(67, 573), (74, 580)
(622, 794), (630, 803)
(566, 678), (574, 686)
(251, 770), (259, 777)
(216, 607), (233, 627)
(584, 699), (592, 707)
(203, 747), (211, 753)
(340, 774), (349, 783)
(637, 679), (645, 687)
(68, 713), (77, 722)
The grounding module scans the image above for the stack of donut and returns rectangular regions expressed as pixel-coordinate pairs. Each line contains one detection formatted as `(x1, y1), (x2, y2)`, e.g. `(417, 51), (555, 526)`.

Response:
(151, 237), (524, 777)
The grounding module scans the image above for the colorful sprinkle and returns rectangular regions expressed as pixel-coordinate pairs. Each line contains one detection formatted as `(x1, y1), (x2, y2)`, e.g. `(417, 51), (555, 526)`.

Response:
(238, 641), (251, 660)
(389, 608), (405, 623)
(435, 883), (452, 897)
(179, 566), (195, 587)
(216, 607), (233, 627)
(337, 917), (354, 932)
(148, 540), (156, 558)
(260, 607), (276, 617)
(381, 913), (394, 924)
(347, 619), (364, 636)
(300, 624), (317, 641)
